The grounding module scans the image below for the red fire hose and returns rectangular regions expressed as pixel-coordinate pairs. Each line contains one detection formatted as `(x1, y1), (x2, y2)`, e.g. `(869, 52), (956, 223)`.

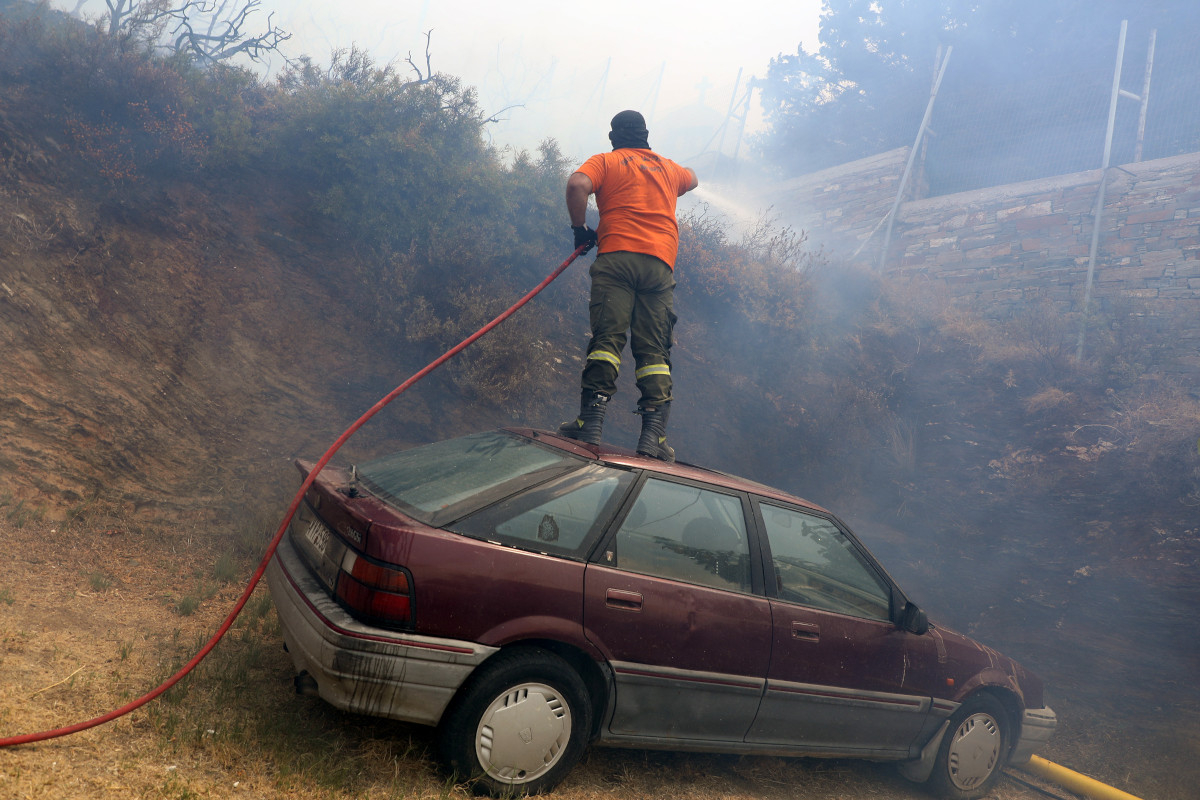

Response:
(0, 246), (587, 748)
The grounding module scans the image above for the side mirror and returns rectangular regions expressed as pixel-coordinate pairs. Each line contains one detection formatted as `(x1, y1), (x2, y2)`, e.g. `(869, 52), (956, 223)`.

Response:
(900, 602), (929, 635)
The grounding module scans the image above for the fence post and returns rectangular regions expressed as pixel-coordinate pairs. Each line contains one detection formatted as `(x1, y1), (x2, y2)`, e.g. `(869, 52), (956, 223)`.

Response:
(1075, 20), (1128, 364)
(879, 46), (952, 271)
(1133, 29), (1157, 163)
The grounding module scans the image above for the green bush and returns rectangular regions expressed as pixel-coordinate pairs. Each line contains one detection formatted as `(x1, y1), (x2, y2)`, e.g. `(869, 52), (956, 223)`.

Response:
(261, 48), (488, 253)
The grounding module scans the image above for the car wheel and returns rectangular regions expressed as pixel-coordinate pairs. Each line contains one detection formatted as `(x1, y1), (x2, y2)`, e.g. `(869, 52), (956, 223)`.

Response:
(438, 647), (592, 796)
(928, 694), (1010, 800)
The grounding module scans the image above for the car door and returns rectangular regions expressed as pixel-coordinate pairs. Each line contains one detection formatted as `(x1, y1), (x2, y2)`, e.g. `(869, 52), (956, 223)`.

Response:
(746, 501), (933, 755)
(583, 476), (772, 743)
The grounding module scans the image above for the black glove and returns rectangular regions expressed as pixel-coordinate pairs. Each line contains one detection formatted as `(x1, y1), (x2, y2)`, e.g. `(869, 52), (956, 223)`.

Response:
(572, 225), (598, 253)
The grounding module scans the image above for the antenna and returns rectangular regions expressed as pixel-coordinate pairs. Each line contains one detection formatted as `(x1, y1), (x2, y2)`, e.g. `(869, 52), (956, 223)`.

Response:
(715, 68), (743, 158)
(687, 70), (755, 180)
(589, 57), (611, 111)
(643, 63), (665, 127)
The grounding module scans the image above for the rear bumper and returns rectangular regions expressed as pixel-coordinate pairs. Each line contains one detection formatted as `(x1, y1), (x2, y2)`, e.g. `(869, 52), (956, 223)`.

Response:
(1010, 706), (1057, 764)
(265, 534), (497, 727)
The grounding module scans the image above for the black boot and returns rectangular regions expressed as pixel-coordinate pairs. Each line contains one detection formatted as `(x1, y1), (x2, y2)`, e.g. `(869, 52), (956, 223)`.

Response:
(636, 402), (674, 462)
(558, 391), (609, 445)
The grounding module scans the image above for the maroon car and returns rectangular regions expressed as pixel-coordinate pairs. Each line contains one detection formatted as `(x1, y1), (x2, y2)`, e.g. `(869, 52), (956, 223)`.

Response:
(265, 428), (1056, 798)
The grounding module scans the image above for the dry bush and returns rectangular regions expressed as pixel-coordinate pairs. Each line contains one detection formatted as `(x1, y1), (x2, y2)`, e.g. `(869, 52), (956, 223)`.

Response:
(6, 207), (63, 250)
(1002, 298), (1077, 370)
(64, 111), (141, 181)
(932, 303), (992, 356)
(770, 265), (1200, 527)
(1024, 386), (1075, 414)
(1097, 379), (1200, 459)
(677, 207), (818, 332)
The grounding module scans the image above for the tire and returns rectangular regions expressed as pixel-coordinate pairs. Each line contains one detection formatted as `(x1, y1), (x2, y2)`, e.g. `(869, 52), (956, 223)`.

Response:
(928, 694), (1010, 800)
(437, 647), (592, 797)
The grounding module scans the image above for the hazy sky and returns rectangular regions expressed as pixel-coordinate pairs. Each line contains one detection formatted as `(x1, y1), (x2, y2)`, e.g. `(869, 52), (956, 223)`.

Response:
(61, 0), (823, 167)
(267, 1), (823, 163)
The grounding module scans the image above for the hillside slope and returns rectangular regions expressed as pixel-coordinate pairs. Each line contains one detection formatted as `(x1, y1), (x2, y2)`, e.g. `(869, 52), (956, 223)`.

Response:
(0, 112), (387, 519)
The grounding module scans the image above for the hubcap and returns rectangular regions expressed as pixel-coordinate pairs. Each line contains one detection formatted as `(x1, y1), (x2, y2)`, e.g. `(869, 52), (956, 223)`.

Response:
(946, 712), (1001, 790)
(475, 682), (572, 785)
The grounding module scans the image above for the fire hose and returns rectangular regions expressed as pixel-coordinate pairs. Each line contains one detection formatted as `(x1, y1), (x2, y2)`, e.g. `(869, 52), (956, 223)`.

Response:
(0, 245), (588, 748)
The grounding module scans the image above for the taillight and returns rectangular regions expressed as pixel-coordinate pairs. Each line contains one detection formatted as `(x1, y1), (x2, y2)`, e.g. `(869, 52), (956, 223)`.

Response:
(346, 553), (409, 592)
(334, 550), (414, 628)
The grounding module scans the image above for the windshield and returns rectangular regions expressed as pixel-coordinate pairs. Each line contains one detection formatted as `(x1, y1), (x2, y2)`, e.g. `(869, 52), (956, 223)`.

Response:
(356, 431), (581, 526)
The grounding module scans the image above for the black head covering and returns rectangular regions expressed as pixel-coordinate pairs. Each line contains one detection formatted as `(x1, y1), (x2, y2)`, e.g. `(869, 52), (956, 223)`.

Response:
(609, 109), (650, 150)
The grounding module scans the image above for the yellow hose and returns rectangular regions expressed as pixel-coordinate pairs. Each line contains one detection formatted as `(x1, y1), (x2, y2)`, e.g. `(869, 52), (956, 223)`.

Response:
(1018, 755), (1145, 800)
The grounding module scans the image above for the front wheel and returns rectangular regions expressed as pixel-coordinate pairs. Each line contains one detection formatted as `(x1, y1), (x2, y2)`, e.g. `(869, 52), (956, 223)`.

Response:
(437, 648), (592, 796)
(928, 694), (1010, 800)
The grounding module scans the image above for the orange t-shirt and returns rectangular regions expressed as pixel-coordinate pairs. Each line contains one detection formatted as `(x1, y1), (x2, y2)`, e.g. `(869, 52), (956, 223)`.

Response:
(576, 149), (693, 269)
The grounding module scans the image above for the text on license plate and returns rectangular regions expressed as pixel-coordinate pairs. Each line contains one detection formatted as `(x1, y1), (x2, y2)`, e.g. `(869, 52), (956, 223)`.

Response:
(304, 518), (332, 555)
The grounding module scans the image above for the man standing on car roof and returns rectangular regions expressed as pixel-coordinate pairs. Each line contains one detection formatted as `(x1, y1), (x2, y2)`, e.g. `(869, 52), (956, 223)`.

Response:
(558, 109), (699, 462)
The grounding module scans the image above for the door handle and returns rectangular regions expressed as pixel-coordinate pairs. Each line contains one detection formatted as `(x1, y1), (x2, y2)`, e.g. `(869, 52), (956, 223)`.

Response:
(606, 588), (643, 611)
(791, 621), (820, 642)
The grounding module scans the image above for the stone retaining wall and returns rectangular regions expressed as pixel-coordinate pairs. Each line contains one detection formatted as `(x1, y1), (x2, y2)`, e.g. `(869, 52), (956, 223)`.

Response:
(774, 146), (911, 258)
(776, 149), (1200, 373)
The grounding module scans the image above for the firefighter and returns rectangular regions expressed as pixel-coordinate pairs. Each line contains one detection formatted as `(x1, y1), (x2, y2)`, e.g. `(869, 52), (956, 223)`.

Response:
(558, 110), (699, 462)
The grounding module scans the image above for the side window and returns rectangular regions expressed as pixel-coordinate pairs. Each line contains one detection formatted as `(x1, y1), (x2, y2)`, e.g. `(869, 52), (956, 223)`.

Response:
(761, 504), (891, 621)
(453, 465), (634, 557)
(608, 478), (751, 593)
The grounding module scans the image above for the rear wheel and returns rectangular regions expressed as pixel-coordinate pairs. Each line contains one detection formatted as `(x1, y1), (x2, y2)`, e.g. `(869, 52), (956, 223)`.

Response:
(928, 694), (1010, 800)
(438, 648), (592, 796)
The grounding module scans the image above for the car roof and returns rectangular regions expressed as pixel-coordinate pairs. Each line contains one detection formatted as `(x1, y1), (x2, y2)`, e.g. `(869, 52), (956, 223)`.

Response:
(507, 428), (831, 515)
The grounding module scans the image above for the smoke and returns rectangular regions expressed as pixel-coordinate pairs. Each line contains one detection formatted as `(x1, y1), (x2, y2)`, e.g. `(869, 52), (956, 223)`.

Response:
(671, 144), (1200, 800)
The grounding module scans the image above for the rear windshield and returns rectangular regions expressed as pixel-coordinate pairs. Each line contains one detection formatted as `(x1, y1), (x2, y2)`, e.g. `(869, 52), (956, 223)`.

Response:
(356, 431), (581, 526)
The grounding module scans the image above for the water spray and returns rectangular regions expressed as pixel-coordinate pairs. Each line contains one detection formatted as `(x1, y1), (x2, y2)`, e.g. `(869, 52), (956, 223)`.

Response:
(685, 184), (763, 231)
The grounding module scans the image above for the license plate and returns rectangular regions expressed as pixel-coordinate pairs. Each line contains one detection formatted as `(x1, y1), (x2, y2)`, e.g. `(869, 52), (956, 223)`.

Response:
(304, 518), (332, 556)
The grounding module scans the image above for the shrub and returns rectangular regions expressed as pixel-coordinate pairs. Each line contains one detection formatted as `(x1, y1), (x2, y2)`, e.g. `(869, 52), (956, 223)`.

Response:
(0, 4), (212, 184)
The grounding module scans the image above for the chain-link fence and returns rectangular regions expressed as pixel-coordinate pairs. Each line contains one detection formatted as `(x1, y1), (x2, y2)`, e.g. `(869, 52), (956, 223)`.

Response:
(922, 22), (1200, 197)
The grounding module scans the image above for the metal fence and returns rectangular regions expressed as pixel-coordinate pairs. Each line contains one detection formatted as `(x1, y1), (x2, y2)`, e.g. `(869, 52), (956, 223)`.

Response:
(921, 22), (1200, 197)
